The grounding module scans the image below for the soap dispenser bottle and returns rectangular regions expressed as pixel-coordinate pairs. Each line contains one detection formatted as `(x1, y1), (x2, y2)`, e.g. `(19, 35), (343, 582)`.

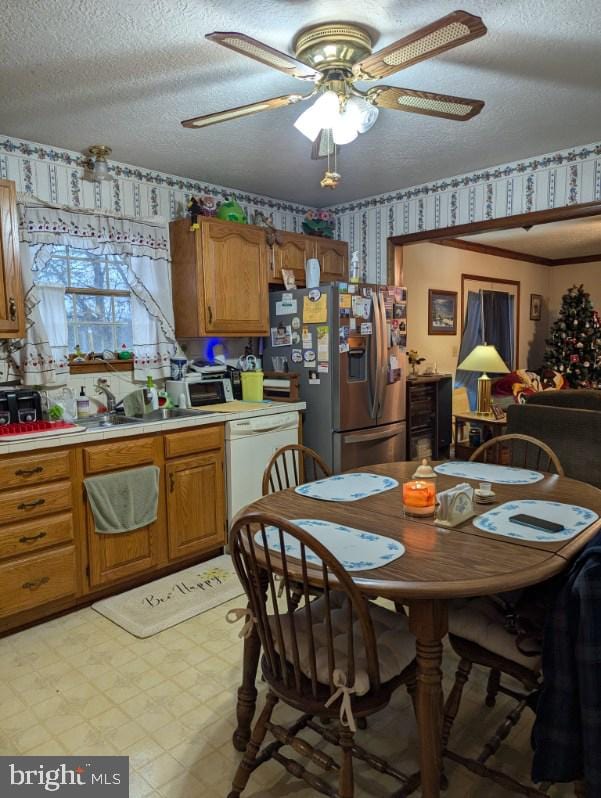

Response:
(76, 386), (90, 418)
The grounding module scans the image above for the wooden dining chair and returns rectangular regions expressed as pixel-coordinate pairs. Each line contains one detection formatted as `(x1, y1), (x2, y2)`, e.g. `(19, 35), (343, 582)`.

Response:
(262, 443), (331, 496)
(228, 511), (419, 798)
(442, 436), (566, 793)
(469, 433), (565, 475)
(442, 595), (547, 795)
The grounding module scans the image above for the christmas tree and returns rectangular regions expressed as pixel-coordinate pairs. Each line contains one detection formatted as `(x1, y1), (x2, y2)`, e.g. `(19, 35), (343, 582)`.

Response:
(544, 284), (601, 388)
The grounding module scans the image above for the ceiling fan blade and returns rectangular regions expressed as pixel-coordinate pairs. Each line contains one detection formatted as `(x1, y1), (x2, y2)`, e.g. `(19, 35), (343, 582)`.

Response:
(206, 32), (321, 81)
(311, 129), (335, 160)
(182, 93), (307, 129)
(353, 10), (486, 80)
(368, 86), (484, 121)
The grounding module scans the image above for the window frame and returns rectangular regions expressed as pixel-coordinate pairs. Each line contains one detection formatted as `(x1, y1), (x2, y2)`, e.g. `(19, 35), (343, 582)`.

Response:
(39, 245), (134, 356)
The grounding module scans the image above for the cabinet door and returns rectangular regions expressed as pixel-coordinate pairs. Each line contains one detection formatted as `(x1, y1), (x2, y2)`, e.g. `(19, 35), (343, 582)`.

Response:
(200, 220), (269, 335)
(86, 505), (162, 588)
(316, 238), (349, 282)
(271, 232), (311, 286)
(0, 179), (24, 338)
(166, 451), (226, 561)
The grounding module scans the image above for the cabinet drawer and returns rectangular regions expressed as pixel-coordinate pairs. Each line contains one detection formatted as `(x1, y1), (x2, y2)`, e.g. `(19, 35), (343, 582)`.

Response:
(83, 436), (155, 474)
(0, 450), (71, 490)
(0, 481), (72, 526)
(0, 512), (74, 561)
(0, 545), (77, 618)
(164, 425), (224, 458)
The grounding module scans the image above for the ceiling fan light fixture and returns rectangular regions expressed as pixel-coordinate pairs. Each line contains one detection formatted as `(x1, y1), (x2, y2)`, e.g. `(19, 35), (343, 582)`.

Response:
(331, 103), (360, 145)
(293, 90), (339, 141)
(347, 96), (379, 133)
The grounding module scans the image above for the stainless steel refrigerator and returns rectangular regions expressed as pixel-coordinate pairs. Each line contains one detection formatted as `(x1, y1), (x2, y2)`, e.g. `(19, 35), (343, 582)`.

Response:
(263, 283), (407, 472)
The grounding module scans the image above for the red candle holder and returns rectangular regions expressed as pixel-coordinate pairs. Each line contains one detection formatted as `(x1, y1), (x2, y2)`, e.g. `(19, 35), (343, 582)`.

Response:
(402, 479), (436, 517)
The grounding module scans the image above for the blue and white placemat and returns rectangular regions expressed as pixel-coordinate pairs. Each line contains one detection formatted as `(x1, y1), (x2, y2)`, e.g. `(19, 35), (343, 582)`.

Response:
(255, 518), (405, 571)
(434, 461), (544, 485)
(473, 500), (599, 542)
(295, 472), (399, 502)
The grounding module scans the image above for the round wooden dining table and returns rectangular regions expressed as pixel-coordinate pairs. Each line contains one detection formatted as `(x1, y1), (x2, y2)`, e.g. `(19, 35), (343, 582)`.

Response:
(232, 461), (601, 798)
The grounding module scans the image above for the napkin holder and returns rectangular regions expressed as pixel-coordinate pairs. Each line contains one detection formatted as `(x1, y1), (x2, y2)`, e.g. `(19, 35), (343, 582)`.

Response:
(436, 484), (476, 528)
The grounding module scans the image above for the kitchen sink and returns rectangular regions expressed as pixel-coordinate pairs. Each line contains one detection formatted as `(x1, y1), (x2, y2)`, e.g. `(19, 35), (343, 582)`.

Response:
(135, 408), (213, 422)
(77, 413), (145, 428)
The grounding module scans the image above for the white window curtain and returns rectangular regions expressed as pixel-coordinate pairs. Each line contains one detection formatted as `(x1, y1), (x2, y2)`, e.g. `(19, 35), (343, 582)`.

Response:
(13, 198), (179, 385)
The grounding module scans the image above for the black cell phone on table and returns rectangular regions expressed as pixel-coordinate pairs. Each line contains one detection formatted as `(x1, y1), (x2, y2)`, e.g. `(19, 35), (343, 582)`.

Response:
(509, 514), (565, 534)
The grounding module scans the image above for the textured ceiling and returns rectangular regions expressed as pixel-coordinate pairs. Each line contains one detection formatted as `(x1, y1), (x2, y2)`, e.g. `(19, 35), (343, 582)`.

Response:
(2, 0), (601, 206)
(461, 216), (601, 260)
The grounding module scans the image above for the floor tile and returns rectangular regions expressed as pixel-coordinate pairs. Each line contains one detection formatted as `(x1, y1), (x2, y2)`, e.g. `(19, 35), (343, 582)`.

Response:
(1, 596), (564, 798)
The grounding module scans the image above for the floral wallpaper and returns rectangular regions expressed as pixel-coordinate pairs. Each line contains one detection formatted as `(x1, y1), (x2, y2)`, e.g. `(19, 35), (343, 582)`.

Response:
(326, 141), (601, 283)
(1, 133), (601, 287)
(0, 135), (308, 232)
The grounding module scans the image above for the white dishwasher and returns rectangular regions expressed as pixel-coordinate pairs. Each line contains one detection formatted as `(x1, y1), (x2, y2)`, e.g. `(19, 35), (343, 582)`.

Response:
(225, 411), (299, 528)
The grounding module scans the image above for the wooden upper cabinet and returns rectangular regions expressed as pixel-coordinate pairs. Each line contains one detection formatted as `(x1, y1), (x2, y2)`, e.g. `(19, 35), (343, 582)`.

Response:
(270, 231), (312, 285)
(170, 217), (269, 337)
(313, 237), (349, 282)
(0, 179), (24, 338)
(269, 231), (349, 286)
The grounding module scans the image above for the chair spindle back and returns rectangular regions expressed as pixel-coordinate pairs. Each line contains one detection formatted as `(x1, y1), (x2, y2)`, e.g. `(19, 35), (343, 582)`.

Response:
(230, 512), (381, 700)
(262, 444), (332, 496)
(470, 433), (564, 475)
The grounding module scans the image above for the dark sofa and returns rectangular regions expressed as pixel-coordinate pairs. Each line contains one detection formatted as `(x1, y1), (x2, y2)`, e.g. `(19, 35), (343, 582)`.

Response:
(506, 390), (601, 488)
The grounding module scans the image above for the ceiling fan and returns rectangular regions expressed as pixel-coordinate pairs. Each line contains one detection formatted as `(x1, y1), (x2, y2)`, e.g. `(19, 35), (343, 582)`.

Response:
(182, 10), (487, 157)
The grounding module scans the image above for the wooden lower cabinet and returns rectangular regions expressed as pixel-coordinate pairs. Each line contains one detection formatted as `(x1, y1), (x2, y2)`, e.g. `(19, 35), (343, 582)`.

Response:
(0, 546), (77, 619)
(86, 513), (162, 588)
(166, 451), (226, 560)
(0, 422), (231, 632)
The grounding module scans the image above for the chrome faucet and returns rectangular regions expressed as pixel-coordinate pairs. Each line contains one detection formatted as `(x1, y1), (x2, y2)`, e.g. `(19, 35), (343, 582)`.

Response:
(95, 378), (117, 412)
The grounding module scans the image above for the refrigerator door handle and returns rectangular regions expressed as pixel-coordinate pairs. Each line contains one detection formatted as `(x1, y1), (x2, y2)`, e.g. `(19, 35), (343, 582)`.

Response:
(377, 291), (388, 416)
(343, 427), (399, 444)
(368, 292), (381, 420)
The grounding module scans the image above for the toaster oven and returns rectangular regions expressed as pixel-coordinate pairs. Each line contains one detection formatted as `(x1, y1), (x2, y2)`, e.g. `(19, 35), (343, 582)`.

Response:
(166, 375), (233, 407)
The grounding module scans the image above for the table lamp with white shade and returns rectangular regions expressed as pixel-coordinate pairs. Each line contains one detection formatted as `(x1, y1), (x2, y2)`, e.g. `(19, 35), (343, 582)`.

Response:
(457, 344), (510, 415)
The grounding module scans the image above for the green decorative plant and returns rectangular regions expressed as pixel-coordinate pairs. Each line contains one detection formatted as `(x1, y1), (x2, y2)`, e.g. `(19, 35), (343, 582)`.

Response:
(48, 403), (64, 422)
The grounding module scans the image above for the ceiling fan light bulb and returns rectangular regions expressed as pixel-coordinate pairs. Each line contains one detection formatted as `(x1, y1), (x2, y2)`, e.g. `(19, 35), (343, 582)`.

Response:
(331, 102), (360, 145)
(332, 123), (358, 146)
(294, 106), (323, 141)
(313, 90), (341, 128)
(294, 90), (340, 142)
(348, 96), (379, 133)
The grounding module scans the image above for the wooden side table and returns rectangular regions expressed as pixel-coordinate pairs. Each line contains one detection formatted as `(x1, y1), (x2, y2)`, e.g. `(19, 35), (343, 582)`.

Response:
(453, 410), (507, 460)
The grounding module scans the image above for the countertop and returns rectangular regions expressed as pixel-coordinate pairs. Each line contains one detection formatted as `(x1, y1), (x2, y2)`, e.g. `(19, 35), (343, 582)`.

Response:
(0, 401), (306, 455)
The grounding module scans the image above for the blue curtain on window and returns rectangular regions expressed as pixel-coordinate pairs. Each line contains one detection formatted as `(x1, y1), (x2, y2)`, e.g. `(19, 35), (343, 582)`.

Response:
(455, 289), (515, 410)
(482, 290), (514, 372)
(455, 291), (484, 409)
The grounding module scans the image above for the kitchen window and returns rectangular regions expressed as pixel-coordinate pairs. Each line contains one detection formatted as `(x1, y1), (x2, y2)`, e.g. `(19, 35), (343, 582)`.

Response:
(35, 245), (133, 354)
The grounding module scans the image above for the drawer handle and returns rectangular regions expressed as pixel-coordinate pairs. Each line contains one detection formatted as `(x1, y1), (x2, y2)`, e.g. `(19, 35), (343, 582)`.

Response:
(15, 466), (44, 477)
(9, 296), (17, 322)
(19, 531), (47, 544)
(17, 498), (45, 511)
(22, 576), (49, 591)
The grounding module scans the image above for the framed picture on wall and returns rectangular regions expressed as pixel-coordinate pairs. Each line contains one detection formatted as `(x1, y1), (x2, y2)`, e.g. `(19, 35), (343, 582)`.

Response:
(530, 293), (542, 321)
(428, 289), (457, 335)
